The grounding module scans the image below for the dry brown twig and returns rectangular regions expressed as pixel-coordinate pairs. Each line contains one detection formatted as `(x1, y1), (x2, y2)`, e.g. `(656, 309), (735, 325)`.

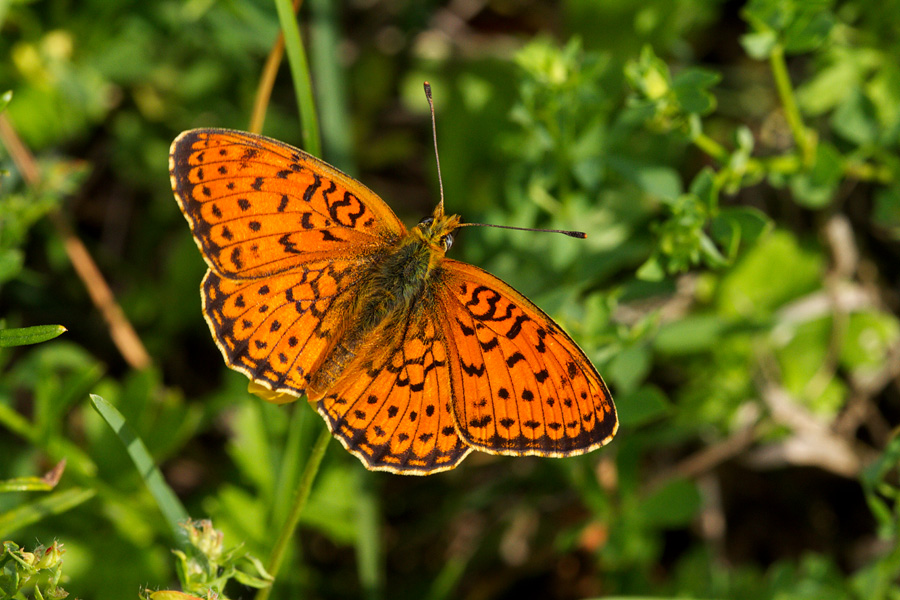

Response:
(748, 383), (874, 478)
(644, 417), (761, 494)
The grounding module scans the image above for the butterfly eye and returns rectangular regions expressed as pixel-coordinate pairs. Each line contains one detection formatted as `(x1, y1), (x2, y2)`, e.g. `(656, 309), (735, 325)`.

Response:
(418, 216), (434, 228)
(441, 233), (453, 251)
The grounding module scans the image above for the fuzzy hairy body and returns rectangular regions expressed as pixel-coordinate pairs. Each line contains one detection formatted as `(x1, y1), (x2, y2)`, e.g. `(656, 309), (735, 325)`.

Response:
(307, 213), (458, 397)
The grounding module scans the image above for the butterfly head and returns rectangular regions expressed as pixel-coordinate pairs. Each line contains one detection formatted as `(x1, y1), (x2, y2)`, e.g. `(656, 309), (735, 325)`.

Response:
(416, 212), (461, 255)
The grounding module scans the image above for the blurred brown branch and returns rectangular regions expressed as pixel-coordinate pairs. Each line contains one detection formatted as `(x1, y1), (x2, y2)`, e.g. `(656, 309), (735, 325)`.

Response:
(0, 113), (152, 371)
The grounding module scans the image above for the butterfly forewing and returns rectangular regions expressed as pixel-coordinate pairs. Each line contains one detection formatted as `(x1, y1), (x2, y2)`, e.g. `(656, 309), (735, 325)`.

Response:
(436, 260), (617, 456)
(170, 129), (405, 279)
(315, 293), (472, 474)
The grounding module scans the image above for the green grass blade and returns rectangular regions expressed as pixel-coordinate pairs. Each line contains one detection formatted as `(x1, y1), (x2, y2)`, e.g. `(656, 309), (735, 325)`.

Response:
(0, 487), (96, 538)
(256, 424), (331, 600)
(273, 0), (322, 156)
(89, 394), (190, 546)
(0, 324), (67, 347)
(0, 477), (55, 493)
(309, 0), (353, 170)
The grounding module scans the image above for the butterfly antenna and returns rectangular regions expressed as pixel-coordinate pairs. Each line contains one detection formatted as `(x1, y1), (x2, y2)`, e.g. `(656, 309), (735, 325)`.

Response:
(424, 82), (586, 240)
(458, 222), (587, 239)
(424, 82), (446, 217)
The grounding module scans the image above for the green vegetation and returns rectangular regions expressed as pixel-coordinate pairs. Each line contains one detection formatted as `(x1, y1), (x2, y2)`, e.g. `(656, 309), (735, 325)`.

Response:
(2, 0), (899, 598)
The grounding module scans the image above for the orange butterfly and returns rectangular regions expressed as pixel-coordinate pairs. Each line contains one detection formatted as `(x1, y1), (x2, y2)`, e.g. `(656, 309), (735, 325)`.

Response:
(170, 126), (617, 475)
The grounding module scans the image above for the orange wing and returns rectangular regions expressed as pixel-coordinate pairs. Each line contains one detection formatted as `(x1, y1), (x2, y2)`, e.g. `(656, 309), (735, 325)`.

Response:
(314, 289), (471, 474)
(201, 257), (366, 396)
(435, 260), (617, 457)
(170, 129), (405, 396)
(170, 128), (405, 279)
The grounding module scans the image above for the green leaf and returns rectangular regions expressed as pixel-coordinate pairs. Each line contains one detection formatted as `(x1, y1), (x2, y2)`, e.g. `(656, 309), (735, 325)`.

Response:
(0, 477), (55, 493)
(699, 232), (729, 268)
(616, 385), (671, 427)
(0, 249), (24, 284)
(873, 185), (900, 236)
(839, 310), (900, 377)
(718, 229), (823, 318)
(711, 206), (773, 250)
(742, 0), (836, 57)
(625, 45), (671, 101)
(625, 46), (720, 132)
(636, 254), (665, 281)
(606, 344), (652, 393)
(672, 67), (720, 115)
(0, 325), (67, 347)
(655, 314), (727, 355)
(776, 316), (846, 415)
(795, 47), (865, 116)
(0, 487), (96, 538)
(689, 167), (718, 212)
(861, 433), (900, 539)
(642, 478), (702, 527)
(89, 394), (191, 546)
(831, 88), (880, 146)
(782, 5), (836, 54)
(0, 90), (11, 114)
(788, 141), (844, 208)
(607, 158), (683, 199)
(741, 30), (778, 59)
(0, 461), (64, 492)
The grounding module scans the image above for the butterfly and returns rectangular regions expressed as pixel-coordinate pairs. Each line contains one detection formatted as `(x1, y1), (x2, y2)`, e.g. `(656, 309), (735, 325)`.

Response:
(169, 127), (617, 475)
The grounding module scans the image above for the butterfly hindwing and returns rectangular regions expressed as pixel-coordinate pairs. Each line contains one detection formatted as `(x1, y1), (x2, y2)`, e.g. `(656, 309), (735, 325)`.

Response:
(170, 128), (405, 279)
(202, 256), (372, 397)
(436, 260), (617, 456)
(314, 293), (472, 474)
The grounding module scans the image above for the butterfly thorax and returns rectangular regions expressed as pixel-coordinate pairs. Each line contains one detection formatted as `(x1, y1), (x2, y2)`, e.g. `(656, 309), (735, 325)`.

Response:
(307, 212), (461, 398)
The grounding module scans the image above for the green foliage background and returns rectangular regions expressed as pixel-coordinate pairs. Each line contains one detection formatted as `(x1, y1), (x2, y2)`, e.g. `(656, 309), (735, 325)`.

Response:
(2, 0), (900, 598)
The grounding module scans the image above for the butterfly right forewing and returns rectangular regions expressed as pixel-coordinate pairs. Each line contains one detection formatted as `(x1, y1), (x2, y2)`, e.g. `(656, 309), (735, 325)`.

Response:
(170, 128), (405, 280)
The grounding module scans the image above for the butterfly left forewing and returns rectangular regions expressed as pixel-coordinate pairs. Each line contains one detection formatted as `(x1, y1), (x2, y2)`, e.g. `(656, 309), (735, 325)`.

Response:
(435, 260), (617, 457)
(313, 293), (472, 474)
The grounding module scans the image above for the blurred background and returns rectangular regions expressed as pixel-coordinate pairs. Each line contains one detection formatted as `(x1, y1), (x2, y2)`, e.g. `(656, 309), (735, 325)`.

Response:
(2, 0), (900, 598)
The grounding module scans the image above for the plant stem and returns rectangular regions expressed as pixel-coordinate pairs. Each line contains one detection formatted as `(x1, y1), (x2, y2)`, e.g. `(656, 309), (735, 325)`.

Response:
(844, 159), (893, 184)
(274, 0), (322, 156)
(271, 404), (308, 529)
(691, 130), (730, 164)
(256, 424), (331, 600)
(769, 44), (813, 164)
(355, 473), (384, 600)
(249, 0), (303, 134)
(254, 5), (332, 598)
